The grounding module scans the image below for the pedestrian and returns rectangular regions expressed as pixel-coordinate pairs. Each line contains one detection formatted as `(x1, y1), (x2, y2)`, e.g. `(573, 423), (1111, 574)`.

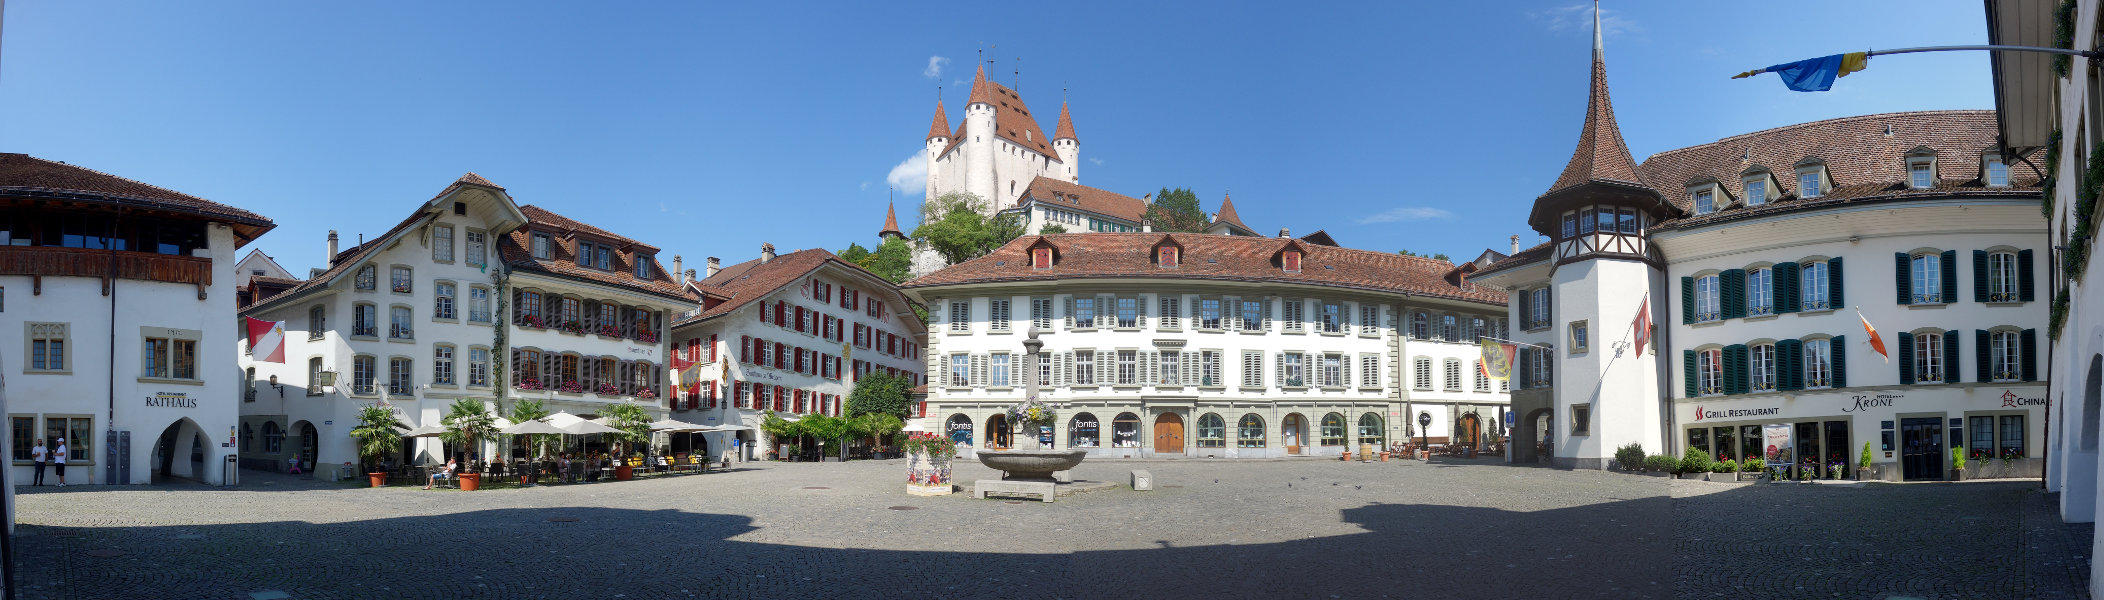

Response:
(29, 438), (46, 486)
(52, 437), (68, 487)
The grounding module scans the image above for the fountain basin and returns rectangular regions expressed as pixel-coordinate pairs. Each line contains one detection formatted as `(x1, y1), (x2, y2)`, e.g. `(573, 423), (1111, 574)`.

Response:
(977, 449), (1087, 480)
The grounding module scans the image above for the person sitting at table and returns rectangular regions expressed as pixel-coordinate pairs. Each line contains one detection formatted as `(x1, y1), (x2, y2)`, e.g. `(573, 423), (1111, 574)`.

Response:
(426, 457), (456, 490)
(558, 454), (573, 484)
(489, 456), (505, 482)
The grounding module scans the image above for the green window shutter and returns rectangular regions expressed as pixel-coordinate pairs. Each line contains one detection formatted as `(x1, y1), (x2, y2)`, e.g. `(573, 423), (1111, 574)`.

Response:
(1896, 331), (1914, 384)
(1519, 290), (1532, 329)
(1943, 329), (1962, 383)
(1974, 329), (1991, 383)
(2021, 328), (2038, 381)
(1939, 250), (1958, 303)
(1721, 269), (1747, 319)
(1680, 277), (1694, 324)
(1893, 253), (1912, 305)
(1777, 338), (1803, 391)
(2018, 249), (2036, 302)
(1831, 335), (1847, 388)
(1682, 350), (1697, 398)
(1724, 344), (1748, 395)
(1828, 257), (1845, 307)
(1775, 262), (1801, 314)
(1972, 250), (1990, 303)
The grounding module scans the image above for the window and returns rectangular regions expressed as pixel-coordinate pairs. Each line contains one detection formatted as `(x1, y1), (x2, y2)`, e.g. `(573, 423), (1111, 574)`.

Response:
(27, 322), (67, 372)
(1911, 253), (1942, 303)
(990, 353), (1011, 387)
(1320, 302), (1342, 333)
(1694, 190), (1715, 215)
(1914, 331), (1945, 382)
(1909, 159), (1934, 189)
(1694, 274), (1720, 322)
(1618, 208), (1639, 233)
(1155, 296), (1181, 330)
(635, 254), (653, 279)
(1414, 357), (1432, 390)
(1528, 289), (1550, 329)
(1578, 208), (1597, 234)
(1039, 353), (1052, 386)
(1237, 414), (1266, 448)
(532, 233), (552, 259)
(1571, 404), (1591, 436)
(1075, 351), (1095, 385)
(1282, 353), (1305, 387)
(353, 304), (378, 337)
(1568, 321), (1589, 354)
(1159, 351), (1181, 385)
(307, 306), (326, 340)
(433, 225), (454, 262)
(390, 306), (413, 340)
(469, 348), (490, 387)
(1073, 297), (1096, 328)
(1747, 267), (1773, 315)
(1362, 354), (1382, 388)
(596, 246), (612, 270)
(1200, 350), (1221, 386)
(1283, 250), (1301, 273)
(1798, 169), (1823, 198)
(1116, 297), (1139, 328)
(1032, 247), (1052, 269)
(1986, 155), (2010, 187)
(1595, 207), (1615, 233)
(1561, 212), (1578, 237)
(1528, 347), (1553, 388)
(8, 417), (30, 460)
(433, 345), (456, 385)
(1241, 351), (1264, 387)
(434, 282), (456, 320)
(1987, 251), (2019, 302)
(390, 266), (412, 293)
(1410, 312), (1429, 339)
(1991, 330), (2021, 382)
(142, 332), (198, 380)
(989, 299), (1011, 332)
(1998, 415), (2026, 459)
(1359, 413), (1385, 446)
(389, 357), (412, 395)
(469, 287), (492, 322)
(465, 230), (487, 267)
(1473, 359), (1490, 391)
(1240, 299), (1264, 331)
(1320, 354), (1343, 387)
(1196, 414), (1226, 448)
(1750, 344), (1776, 391)
(1698, 349), (1722, 396)
(1116, 350), (1137, 385)
(1360, 305), (1379, 335)
(307, 357), (324, 395)
(1320, 413), (1346, 446)
(355, 265), (376, 291)
(1069, 413), (1100, 448)
(1283, 300), (1305, 332)
(352, 355), (377, 395)
(949, 301), (970, 333)
(1441, 315), (1458, 342)
(1745, 179), (1767, 206)
(1804, 338), (1833, 388)
(1801, 261), (1830, 310)
(1444, 359), (1462, 391)
(1199, 298), (1222, 330)
(1159, 246), (1178, 267)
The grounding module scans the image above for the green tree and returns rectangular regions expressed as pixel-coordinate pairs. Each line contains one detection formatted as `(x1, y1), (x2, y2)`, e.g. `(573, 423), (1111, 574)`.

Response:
(601, 402), (653, 458)
(1432, 253), (1451, 262)
(759, 411), (804, 459)
(1142, 187), (1208, 233)
(866, 237), (913, 283)
(507, 397), (555, 461)
(350, 405), (403, 474)
(799, 414), (854, 461)
(440, 398), (498, 463)
(914, 191), (1024, 265)
(1038, 223), (1068, 234)
(857, 413), (904, 454)
(837, 242), (872, 265)
(847, 371), (913, 419)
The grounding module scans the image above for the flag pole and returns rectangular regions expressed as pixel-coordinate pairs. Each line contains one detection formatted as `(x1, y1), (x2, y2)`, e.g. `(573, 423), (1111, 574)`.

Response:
(1735, 44), (2100, 79)
(1479, 336), (1554, 351)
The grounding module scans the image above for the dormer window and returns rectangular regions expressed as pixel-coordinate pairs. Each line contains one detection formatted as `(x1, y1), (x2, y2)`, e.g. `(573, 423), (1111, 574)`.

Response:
(635, 254), (653, 279)
(1744, 178), (1767, 206)
(1908, 157), (1935, 189)
(1159, 246), (1179, 268)
(1283, 250), (1302, 273)
(578, 241), (595, 267)
(1694, 189), (1715, 215)
(1985, 154), (2010, 187)
(1032, 247), (1052, 269)
(532, 233), (553, 259)
(1796, 165), (1826, 198)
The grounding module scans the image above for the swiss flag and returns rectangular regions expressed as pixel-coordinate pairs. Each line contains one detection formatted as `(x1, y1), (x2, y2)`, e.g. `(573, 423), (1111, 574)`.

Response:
(1631, 297), (1653, 356)
(245, 316), (286, 363)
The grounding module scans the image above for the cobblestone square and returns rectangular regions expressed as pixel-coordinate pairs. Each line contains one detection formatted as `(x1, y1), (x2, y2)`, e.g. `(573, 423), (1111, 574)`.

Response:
(3, 460), (2090, 599)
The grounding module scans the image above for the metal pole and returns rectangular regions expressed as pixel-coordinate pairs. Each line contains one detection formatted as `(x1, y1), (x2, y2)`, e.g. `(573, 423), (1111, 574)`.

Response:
(1865, 44), (2102, 59)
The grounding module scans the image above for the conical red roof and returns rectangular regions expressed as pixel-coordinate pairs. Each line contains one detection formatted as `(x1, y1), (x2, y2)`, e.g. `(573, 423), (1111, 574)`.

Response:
(1055, 102), (1077, 141)
(1542, 22), (1649, 196)
(1212, 193), (1249, 231)
(967, 64), (995, 106)
(926, 101), (949, 141)
(879, 202), (904, 239)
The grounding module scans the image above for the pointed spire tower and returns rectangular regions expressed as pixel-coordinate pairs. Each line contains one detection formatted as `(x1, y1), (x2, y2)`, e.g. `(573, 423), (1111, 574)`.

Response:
(1526, 0), (1672, 242)
(879, 200), (905, 241)
(1053, 101), (1080, 182)
(927, 101), (950, 142)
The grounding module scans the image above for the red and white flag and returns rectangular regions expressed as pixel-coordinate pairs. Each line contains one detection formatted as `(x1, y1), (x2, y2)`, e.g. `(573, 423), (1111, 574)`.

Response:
(245, 316), (286, 363)
(1858, 310), (1889, 363)
(1632, 297), (1654, 356)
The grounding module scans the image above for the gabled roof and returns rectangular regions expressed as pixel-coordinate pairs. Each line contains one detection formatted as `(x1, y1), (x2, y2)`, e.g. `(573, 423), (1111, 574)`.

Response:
(1017, 176), (1146, 223)
(1054, 102), (1077, 141)
(244, 173), (509, 311)
(0, 153), (275, 245)
(1473, 241), (1554, 278)
(1298, 230), (1339, 247)
(674, 248), (907, 326)
(501, 205), (688, 301)
(904, 233), (1505, 306)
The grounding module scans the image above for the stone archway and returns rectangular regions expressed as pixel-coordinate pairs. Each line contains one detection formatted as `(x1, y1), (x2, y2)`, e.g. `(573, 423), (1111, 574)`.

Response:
(1457, 413), (1482, 448)
(151, 417), (208, 484)
(290, 420), (319, 471)
(1508, 408), (1554, 464)
(2072, 355), (2103, 523)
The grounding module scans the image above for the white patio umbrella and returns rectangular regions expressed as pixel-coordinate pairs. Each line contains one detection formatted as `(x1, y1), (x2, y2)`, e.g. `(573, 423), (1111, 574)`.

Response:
(561, 420), (622, 435)
(647, 419), (707, 432)
(501, 420), (566, 436)
(401, 424), (448, 438)
(545, 411), (586, 428)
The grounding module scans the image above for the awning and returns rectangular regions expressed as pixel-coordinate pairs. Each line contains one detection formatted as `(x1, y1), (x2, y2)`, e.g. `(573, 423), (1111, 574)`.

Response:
(1987, 0), (2060, 158)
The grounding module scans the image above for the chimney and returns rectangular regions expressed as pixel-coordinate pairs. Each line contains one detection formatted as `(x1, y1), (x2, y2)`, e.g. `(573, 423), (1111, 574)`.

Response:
(326, 230), (339, 266)
(673, 255), (683, 281)
(706, 257), (721, 278)
(760, 243), (776, 264)
(1510, 235), (1520, 255)
(1141, 219), (1152, 233)
(1278, 227), (1290, 239)
(685, 269), (697, 284)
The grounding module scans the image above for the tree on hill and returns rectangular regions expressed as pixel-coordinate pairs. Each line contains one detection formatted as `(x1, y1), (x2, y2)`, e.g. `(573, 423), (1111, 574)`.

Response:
(914, 191), (1024, 265)
(1038, 223), (1067, 234)
(1397, 249), (1451, 262)
(838, 242), (871, 265)
(1142, 187), (1208, 232)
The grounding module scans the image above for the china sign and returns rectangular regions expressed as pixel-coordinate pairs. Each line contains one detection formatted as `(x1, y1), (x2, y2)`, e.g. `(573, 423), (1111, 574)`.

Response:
(2000, 390), (2048, 408)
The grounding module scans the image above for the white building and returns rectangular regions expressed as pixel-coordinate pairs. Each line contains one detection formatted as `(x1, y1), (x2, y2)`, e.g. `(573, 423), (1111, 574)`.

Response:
(667, 245), (928, 461)
(1472, 12), (2047, 475)
(237, 174), (687, 471)
(1, 153), (275, 485)
(902, 232), (1509, 458)
(233, 249), (296, 281)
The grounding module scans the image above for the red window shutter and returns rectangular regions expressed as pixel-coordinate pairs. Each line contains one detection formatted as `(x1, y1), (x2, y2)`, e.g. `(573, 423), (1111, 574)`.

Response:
(775, 343), (787, 369)
(774, 386), (786, 412)
(709, 334), (719, 362)
(795, 307), (805, 333)
(775, 303), (785, 326)
(759, 301), (770, 324)
(740, 336), (750, 363)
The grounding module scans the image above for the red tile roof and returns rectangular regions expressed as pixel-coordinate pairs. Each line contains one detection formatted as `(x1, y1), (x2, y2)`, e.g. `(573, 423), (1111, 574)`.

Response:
(0, 153), (274, 241)
(244, 173), (516, 311)
(675, 248), (905, 326)
(1211, 193), (1251, 232)
(940, 66), (1062, 162)
(903, 233), (1505, 306)
(880, 202), (904, 238)
(1019, 177), (1147, 223)
(1055, 102), (1077, 141)
(927, 101), (950, 141)
(1544, 57), (1649, 197)
(501, 205), (688, 301)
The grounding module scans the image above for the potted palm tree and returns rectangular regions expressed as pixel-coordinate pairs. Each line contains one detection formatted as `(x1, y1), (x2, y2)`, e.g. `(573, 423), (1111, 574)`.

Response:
(602, 402), (653, 479)
(507, 398), (553, 484)
(350, 405), (403, 488)
(441, 398), (498, 491)
(858, 413), (904, 459)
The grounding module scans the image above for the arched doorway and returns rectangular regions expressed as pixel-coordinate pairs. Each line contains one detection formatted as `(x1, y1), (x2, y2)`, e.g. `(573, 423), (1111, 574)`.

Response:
(1154, 413), (1184, 454)
(1509, 408), (1554, 464)
(1359, 413), (1385, 450)
(986, 414), (1011, 449)
(1282, 413), (1306, 455)
(151, 418), (206, 484)
(1457, 413), (1482, 448)
(1068, 413), (1100, 448)
(291, 420), (319, 470)
(2070, 355), (2103, 522)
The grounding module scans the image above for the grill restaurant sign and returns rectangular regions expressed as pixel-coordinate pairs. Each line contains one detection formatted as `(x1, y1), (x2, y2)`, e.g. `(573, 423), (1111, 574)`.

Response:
(1693, 406), (1780, 421)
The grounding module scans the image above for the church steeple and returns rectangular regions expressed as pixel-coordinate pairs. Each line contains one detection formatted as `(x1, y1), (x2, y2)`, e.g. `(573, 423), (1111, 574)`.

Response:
(1526, 0), (1671, 239)
(879, 201), (905, 241)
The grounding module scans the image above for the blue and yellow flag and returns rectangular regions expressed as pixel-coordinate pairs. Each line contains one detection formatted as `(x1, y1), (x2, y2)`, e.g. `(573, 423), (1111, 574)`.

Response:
(1732, 52), (1869, 92)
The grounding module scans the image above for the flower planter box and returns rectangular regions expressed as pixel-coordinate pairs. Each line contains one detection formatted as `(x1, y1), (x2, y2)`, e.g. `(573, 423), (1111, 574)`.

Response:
(369, 472), (388, 488)
(615, 465), (635, 481)
(458, 473), (481, 491)
(905, 447), (953, 496)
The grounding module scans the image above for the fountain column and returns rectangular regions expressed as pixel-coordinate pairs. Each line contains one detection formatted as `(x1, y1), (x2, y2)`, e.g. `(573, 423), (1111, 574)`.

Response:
(1022, 326), (1044, 450)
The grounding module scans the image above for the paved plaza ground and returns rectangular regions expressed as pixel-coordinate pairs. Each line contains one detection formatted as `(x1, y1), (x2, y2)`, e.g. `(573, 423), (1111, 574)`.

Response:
(1, 457), (2091, 599)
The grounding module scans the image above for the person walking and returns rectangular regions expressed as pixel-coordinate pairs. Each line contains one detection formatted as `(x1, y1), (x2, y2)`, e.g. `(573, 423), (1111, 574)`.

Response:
(29, 438), (47, 486)
(53, 437), (69, 487)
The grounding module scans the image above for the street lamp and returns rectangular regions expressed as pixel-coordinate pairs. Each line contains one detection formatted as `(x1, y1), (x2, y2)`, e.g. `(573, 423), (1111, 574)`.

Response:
(1418, 411), (1432, 459)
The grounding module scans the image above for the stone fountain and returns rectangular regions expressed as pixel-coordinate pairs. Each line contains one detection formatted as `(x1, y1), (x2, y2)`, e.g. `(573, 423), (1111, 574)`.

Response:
(976, 327), (1086, 483)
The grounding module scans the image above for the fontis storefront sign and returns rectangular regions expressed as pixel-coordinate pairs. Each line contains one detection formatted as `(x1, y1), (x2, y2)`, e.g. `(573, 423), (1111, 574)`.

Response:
(1692, 405), (1780, 421)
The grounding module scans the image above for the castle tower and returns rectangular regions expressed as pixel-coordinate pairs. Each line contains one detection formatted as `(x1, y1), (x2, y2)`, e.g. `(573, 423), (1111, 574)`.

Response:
(964, 64), (998, 205)
(925, 100), (949, 203)
(1054, 101), (1079, 183)
(1525, 1), (1679, 468)
(879, 201), (905, 242)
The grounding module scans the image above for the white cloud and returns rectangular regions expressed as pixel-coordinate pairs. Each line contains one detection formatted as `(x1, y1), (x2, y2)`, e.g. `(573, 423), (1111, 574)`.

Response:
(1356, 207), (1453, 225)
(859, 181), (871, 192)
(1528, 3), (1638, 37)
(887, 151), (928, 196)
(923, 56), (950, 79)
(1088, 157), (1104, 166)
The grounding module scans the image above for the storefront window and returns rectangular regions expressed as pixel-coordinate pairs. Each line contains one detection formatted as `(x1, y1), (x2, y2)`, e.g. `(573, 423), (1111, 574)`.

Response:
(1068, 413), (1100, 448)
(1320, 413), (1346, 446)
(1969, 416), (1995, 461)
(1739, 425), (1761, 465)
(1687, 427), (1709, 455)
(1357, 413), (1384, 446)
(1998, 415), (2026, 459)
(1196, 413), (1225, 448)
(1711, 426), (1737, 463)
(1112, 413), (1141, 448)
(1822, 421), (1850, 470)
(1237, 414), (1266, 448)
(945, 414), (973, 445)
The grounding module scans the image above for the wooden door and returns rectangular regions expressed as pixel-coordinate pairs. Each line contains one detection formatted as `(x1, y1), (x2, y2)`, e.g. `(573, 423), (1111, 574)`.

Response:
(1283, 414), (1303, 455)
(1154, 413), (1184, 454)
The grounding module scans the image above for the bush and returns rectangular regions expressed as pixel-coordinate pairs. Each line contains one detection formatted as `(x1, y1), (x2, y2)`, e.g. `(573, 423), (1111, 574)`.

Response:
(1859, 442), (1873, 469)
(1741, 457), (1764, 472)
(1614, 443), (1646, 471)
(1680, 448), (1714, 474)
(1951, 446), (1967, 471)
(1717, 459), (1738, 473)
(1643, 454), (1678, 473)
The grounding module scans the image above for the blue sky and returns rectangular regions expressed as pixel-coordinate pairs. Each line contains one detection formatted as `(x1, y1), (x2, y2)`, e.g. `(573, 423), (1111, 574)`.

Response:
(0, 2), (1995, 272)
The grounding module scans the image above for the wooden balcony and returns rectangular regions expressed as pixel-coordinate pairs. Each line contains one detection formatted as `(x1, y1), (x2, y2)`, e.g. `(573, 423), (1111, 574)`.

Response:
(0, 246), (213, 297)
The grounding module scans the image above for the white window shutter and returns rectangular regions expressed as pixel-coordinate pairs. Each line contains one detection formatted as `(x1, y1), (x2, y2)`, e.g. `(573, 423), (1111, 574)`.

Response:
(1340, 355), (1350, 388)
(1064, 296), (1075, 329)
(1061, 352), (1074, 386)
(1276, 353), (1287, 386)
(1184, 352), (1200, 386)
(938, 355), (949, 385)
(972, 354), (988, 387)
(1142, 352), (1157, 385)
(1261, 299), (1272, 331)
(1095, 350), (1111, 384)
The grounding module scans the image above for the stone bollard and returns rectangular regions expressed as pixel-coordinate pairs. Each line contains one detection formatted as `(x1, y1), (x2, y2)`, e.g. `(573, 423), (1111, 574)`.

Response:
(1131, 470), (1153, 491)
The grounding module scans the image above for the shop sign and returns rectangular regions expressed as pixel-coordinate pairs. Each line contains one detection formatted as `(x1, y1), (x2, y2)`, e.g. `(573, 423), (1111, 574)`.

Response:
(746, 371), (786, 383)
(2000, 390), (2048, 408)
(145, 391), (198, 408)
(1762, 424), (1793, 464)
(1843, 393), (1901, 413)
(1693, 405), (1780, 421)
(625, 345), (657, 358)
(948, 420), (972, 432)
